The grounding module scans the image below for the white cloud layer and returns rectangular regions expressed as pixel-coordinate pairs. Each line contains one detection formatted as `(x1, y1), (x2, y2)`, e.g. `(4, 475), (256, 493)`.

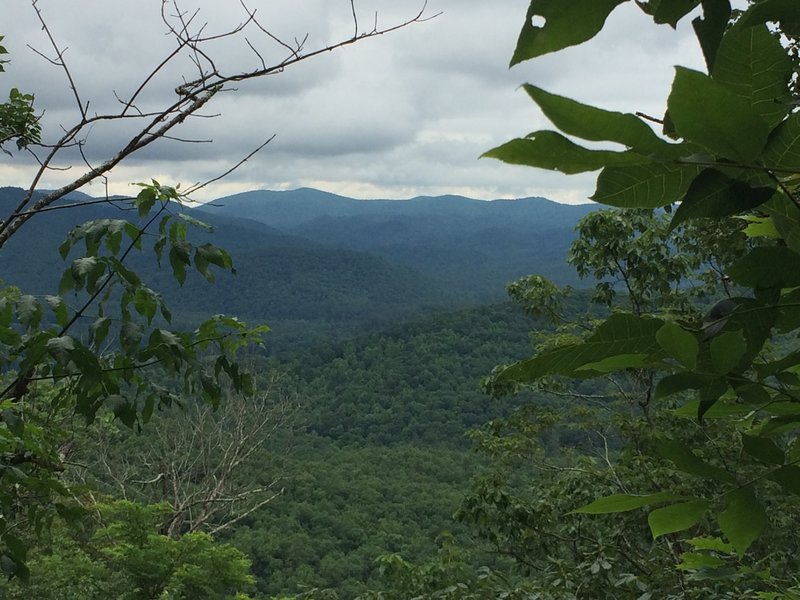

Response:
(1, 0), (706, 203)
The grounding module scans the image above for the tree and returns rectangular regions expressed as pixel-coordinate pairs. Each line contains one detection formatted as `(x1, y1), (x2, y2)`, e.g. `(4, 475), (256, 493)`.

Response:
(0, 0), (432, 579)
(79, 374), (296, 539)
(0, 36), (40, 152)
(0, 500), (257, 599)
(483, 0), (800, 590)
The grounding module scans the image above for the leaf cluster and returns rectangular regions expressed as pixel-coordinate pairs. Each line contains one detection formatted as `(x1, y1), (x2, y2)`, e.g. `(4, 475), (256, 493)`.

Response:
(0, 182), (267, 578)
(484, 0), (800, 590)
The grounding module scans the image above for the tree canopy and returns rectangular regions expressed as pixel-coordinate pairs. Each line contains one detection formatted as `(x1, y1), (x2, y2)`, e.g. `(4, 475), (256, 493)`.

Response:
(0, 1), (431, 584)
(482, 0), (800, 591)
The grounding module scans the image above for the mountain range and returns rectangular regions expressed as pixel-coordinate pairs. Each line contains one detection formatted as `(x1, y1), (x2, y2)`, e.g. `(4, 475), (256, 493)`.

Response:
(0, 186), (595, 348)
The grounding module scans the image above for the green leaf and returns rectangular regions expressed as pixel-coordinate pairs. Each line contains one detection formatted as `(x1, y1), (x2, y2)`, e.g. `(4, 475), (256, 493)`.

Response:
(718, 486), (766, 556)
(712, 24), (793, 129)
(16, 295), (42, 329)
(656, 372), (709, 399)
(106, 225), (123, 256)
(169, 240), (192, 285)
(770, 465), (800, 496)
(0, 297), (12, 328)
(667, 67), (770, 163)
(83, 219), (116, 257)
(761, 415), (800, 437)
(776, 289), (800, 332)
(108, 395), (137, 428)
(46, 335), (76, 364)
(90, 316), (112, 348)
(656, 438), (735, 483)
(0, 324), (20, 346)
(722, 298), (776, 371)
(125, 222), (141, 247)
(177, 213), (213, 231)
(573, 491), (683, 514)
(739, 0), (800, 36)
(741, 216), (781, 239)
(670, 169), (775, 228)
(576, 353), (651, 372)
(133, 288), (158, 324)
(498, 313), (663, 382)
(697, 376), (730, 420)
(45, 295), (69, 328)
(762, 193), (800, 254)
(727, 247), (800, 289)
(741, 434), (785, 465)
(160, 302), (172, 324)
(762, 113), (800, 174)
(2, 408), (24, 437)
(692, 0), (731, 70)
(154, 236), (167, 265)
(729, 379), (772, 406)
(109, 257), (141, 288)
(2, 533), (30, 582)
(70, 257), (98, 290)
(677, 552), (727, 570)
(169, 220), (187, 242)
(656, 321), (698, 369)
(673, 397), (753, 419)
(591, 163), (701, 208)
(120, 321), (143, 354)
(483, 131), (646, 174)
(710, 330), (747, 374)
(754, 346), (800, 377)
(650, 0), (702, 27)
(511, 0), (628, 64)
(648, 500), (708, 539)
(135, 187), (158, 218)
(194, 243), (233, 283)
(521, 84), (667, 153)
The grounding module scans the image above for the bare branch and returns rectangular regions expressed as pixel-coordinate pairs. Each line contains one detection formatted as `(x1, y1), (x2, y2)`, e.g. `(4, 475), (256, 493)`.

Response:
(77, 377), (298, 537)
(184, 135), (275, 196)
(30, 0), (86, 119)
(351, 0), (359, 38)
(2, 1), (434, 249)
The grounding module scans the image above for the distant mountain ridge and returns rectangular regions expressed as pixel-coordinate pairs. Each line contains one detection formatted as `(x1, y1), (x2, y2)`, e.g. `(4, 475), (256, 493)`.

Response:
(203, 188), (595, 301)
(203, 187), (592, 230)
(0, 186), (596, 348)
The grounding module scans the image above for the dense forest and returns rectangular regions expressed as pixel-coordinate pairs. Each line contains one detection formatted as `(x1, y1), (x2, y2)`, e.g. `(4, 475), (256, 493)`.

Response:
(0, 185), (592, 597)
(3, 0), (800, 598)
(4, 188), (587, 597)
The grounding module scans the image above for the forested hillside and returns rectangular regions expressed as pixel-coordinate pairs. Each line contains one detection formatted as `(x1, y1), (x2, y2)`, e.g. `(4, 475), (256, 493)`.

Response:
(0, 186), (589, 349)
(5, 0), (799, 596)
(0, 185), (594, 597)
(203, 188), (595, 300)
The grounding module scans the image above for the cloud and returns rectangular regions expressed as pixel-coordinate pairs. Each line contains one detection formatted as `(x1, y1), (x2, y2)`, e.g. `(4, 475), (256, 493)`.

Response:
(2, 0), (708, 204)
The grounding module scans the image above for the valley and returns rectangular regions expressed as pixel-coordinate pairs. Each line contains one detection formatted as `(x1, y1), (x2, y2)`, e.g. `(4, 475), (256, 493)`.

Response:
(0, 186), (590, 596)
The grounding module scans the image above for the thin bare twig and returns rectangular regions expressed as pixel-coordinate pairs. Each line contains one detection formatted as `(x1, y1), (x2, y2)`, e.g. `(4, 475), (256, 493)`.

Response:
(184, 135), (275, 196)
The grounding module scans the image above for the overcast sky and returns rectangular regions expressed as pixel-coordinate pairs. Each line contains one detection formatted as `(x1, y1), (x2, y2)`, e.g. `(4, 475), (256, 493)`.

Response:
(1, 1), (707, 204)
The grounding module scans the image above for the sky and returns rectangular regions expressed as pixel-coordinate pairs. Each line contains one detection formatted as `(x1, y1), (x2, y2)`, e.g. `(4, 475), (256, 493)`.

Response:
(1, 0), (708, 204)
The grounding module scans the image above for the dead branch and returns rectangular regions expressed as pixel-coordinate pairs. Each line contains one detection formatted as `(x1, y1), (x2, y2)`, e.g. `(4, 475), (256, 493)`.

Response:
(77, 375), (298, 538)
(1, 0), (434, 248)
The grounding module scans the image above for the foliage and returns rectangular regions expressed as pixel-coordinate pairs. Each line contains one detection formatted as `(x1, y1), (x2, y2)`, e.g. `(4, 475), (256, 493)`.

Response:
(76, 377), (294, 539)
(0, 181), (268, 578)
(568, 209), (747, 313)
(0, 37), (40, 151)
(0, 2), (450, 593)
(0, 0), (432, 578)
(0, 500), (255, 599)
(485, 0), (800, 590)
(275, 301), (550, 446)
(226, 438), (483, 598)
